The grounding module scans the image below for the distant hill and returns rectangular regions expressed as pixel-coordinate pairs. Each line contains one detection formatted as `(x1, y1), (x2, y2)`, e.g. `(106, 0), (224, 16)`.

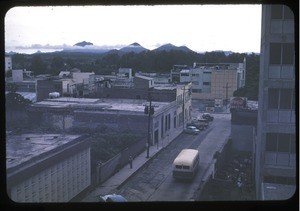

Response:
(119, 42), (149, 53)
(74, 41), (93, 47)
(62, 41), (110, 53)
(152, 43), (195, 53)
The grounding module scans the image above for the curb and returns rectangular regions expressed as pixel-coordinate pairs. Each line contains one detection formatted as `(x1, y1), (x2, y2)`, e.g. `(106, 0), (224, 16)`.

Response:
(116, 131), (182, 190)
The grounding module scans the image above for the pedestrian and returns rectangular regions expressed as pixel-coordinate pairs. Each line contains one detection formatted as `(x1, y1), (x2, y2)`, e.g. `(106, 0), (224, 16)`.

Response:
(129, 156), (133, 169)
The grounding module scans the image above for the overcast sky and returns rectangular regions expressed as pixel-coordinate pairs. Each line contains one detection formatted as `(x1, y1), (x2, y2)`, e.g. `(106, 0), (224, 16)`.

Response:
(5, 5), (262, 54)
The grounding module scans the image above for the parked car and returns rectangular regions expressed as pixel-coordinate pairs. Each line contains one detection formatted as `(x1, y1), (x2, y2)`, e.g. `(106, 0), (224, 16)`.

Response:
(202, 113), (214, 122)
(197, 118), (209, 128)
(99, 194), (128, 202)
(186, 122), (205, 130)
(184, 126), (200, 135)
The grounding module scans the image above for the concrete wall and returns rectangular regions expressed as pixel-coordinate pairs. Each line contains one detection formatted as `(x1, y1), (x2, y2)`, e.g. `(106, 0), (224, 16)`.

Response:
(12, 69), (23, 82)
(231, 125), (254, 152)
(8, 141), (91, 202)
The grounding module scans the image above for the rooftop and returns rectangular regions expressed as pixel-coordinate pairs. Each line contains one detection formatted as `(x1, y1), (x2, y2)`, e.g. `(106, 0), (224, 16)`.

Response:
(30, 97), (171, 113)
(6, 133), (82, 170)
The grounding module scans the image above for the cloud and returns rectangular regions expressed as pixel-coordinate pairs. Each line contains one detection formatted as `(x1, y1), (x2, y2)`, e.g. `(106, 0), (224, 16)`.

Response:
(12, 43), (127, 50)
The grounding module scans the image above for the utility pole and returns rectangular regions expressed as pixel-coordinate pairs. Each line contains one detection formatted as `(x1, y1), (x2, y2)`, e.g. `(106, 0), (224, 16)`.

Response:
(145, 89), (154, 158)
(182, 86), (185, 128)
(223, 82), (231, 109)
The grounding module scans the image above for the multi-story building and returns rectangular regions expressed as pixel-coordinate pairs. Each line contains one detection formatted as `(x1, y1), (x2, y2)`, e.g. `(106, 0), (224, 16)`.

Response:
(255, 4), (296, 200)
(6, 133), (91, 202)
(5, 55), (12, 73)
(170, 61), (246, 101)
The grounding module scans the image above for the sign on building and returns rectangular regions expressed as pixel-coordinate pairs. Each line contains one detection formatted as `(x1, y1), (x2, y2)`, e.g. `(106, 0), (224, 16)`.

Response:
(214, 98), (223, 108)
(230, 97), (247, 109)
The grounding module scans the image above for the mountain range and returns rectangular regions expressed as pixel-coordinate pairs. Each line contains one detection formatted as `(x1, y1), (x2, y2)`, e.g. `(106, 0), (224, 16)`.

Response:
(62, 41), (197, 55)
(6, 41), (258, 56)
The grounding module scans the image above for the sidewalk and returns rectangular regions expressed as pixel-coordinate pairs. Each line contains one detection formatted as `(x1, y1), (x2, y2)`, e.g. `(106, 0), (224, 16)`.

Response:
(80, 127), (183, 202)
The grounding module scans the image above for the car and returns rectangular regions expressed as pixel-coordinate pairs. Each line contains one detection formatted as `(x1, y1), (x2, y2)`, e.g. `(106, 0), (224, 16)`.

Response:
(99, 194), (128, 202)
(197, 118), (209, 128)
(202, 113), (214, 122)
(184, 126), (200, 135)
(186, 122), (205, 130)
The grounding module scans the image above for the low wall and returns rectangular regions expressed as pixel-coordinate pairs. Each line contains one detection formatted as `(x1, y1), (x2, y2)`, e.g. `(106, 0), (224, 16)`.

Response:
(93, 138), (147, 185)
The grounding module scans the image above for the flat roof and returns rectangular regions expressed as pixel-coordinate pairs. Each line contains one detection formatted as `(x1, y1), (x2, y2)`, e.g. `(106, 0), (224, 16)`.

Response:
(31, 97), (170, 113)
(180, 69), (190, 74)
(6, 133), (82, 170)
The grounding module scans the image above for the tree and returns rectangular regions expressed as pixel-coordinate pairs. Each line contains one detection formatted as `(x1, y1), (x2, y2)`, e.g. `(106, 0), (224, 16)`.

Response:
(50, 56), (65, 75)
(6, 92), (32, 130)
(30, 54), (47, 75)
(6, 92), (31, 110)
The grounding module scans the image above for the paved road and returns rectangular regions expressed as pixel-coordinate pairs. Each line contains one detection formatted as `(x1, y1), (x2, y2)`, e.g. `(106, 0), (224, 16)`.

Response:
(114, 113), (231, 201)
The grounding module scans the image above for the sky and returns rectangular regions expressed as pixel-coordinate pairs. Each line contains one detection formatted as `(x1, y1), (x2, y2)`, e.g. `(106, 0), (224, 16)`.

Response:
(5, 5), (262, 54)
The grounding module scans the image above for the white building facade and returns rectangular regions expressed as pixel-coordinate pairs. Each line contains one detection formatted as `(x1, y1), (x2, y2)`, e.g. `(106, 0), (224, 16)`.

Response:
(7, 134), (91, 202)
(255, 4), (296, 200)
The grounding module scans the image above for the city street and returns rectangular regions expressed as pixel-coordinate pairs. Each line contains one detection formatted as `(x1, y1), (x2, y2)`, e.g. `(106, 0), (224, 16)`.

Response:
(81, 111), (231, 202)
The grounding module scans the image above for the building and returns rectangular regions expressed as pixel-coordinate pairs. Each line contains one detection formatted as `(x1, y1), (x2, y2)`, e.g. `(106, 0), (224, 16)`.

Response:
(170, 61), (246, 102)
(6, 133), (91, 202)
(5, 55), (12, 73)
(27, 93), (191, 147)
(230, 101), (258, 153)
(36, 70), (95, 101)
(170, 65), (190, 83)
(255, 5), (296, 200)
(36, 77), (75, 101)
(118, 68), (133, 79)
(5, 69), (37, 102)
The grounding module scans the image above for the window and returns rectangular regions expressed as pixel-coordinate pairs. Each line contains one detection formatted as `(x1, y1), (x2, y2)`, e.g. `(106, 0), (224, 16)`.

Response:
(203, 82), (210, 86)
(290, 134), (296, 153)
(284, 6), (294, 19)
(265, 133), (295, 153)
(280, 89), (293, 109)
(192, 89), (201, 93)
(271, 5), (294, 20)
(282, 43), (294, 64)
(271, 5), (283, 19)
(268, 88), (279, 109)
(266, 133), (277, 151)
(278, 134), (290, 152)
(269, 43), (294, 65)
(268, 88), (295, 109)
(269, 43), (281, 65)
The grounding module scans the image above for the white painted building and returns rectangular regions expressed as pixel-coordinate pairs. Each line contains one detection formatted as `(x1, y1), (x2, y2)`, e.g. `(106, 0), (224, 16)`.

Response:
(5, 56), (12, 73)
(6, 134), (91, 202)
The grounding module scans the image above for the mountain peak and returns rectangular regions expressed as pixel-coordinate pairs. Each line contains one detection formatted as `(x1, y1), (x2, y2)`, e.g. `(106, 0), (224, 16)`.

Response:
(119, 42), (148, 53)
(130, 42), (141, 47)
(153, 43), (194, 53)
(164, 43), (175, 47)
(74, 41), (93, 47)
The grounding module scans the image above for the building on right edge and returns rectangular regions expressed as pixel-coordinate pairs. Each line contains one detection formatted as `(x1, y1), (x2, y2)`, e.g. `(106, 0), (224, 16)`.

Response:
(255, 4), (296, 200)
